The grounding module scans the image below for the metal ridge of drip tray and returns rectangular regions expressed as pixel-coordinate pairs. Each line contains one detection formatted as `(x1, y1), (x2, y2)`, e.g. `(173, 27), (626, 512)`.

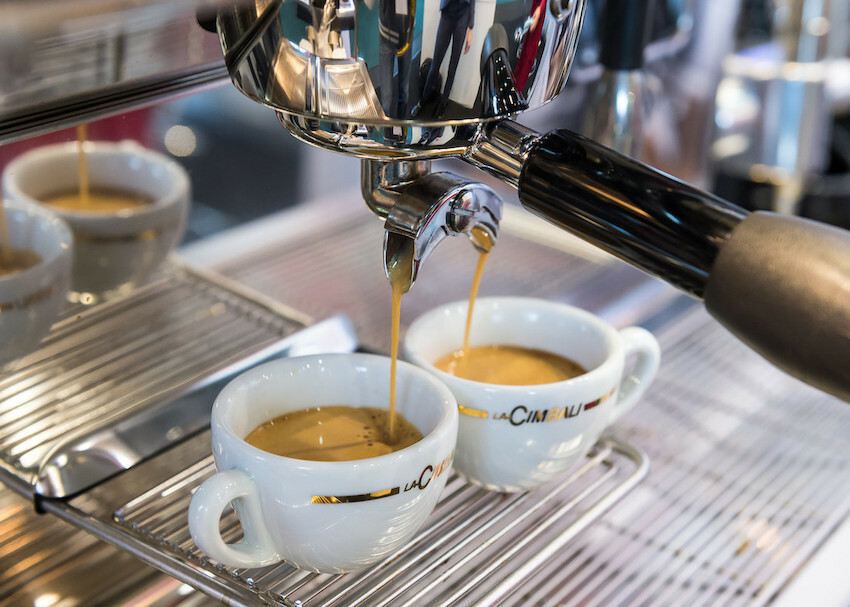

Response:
(39, 430), (647, 607)
(0, 259), (358, 499)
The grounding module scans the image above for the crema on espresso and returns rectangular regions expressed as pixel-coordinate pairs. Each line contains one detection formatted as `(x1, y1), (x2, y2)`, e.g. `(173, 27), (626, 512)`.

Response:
(435, 345), (586, 385)
(245, 405), (422, 462)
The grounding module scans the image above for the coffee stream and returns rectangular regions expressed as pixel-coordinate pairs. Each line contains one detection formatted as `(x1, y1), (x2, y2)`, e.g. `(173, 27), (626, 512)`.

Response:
(435, 226), (587, 385)
(459, 226), (493, 375)
(44, 124), (151, 213)
(386, 234), (415, 444)
(247, 227), (490, 462)
(77, 124), (90, 206)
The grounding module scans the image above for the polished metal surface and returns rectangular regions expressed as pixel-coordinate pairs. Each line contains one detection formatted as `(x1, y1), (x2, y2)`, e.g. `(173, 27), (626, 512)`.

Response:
(35, 315), (357, 498)
(0, 484), (216, 606)
(711, 0), (848, 213)
(465, 119), (537, 188)
(362, 159), (502, 290)
(584, 303), (850, 606)
(217, 0), (587, 157)
(581, 68), (646, 155)
(43, 430), (644, 606)
(0, 1), (231, 144)
(207, 203), (850, 604)
(214, 0), (850, 406)
(0, 261), (323, 498)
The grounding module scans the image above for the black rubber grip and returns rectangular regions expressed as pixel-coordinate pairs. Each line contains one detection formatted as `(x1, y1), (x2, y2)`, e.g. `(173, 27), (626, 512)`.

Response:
(704, 212), (850, 402)
(518, 129), (747, 298)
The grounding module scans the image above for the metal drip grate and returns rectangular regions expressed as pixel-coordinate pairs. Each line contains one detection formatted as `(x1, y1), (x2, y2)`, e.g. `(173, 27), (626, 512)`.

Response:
(0, 261), (311, 496)
(40, 294), (850, 607)
(111, 438), (646, 606)
(0, 486), (159, 604)
(8, 201), (849, 605)
(547, 305), (850, 607)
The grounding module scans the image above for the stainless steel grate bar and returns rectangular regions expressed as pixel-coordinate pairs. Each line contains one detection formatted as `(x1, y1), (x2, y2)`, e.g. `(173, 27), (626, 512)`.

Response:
(8, 203), (849, 605)
(697, 467), (850, 606)
(619, 444), (809, 605)
(105, 437), (644, 606)
(549, 305), (850, 607)
(437, 461), (619, 606)
(303, 480), (510, 607)
(0, 486), (162, 604)
(0, 262), (311, 496)
(169, 210), (850, 605)
(6, 325), (269, 459)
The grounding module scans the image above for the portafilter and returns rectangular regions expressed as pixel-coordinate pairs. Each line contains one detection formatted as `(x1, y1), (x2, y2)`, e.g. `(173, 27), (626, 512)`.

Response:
(216, 0), (850, 402)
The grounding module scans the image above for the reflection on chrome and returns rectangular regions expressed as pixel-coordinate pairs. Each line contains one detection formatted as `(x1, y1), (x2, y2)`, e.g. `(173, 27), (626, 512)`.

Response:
(217, 0), (586, 141)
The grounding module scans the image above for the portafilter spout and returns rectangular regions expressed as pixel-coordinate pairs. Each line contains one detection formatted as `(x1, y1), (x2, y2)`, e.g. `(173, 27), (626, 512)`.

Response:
(362, 159), (501, 293)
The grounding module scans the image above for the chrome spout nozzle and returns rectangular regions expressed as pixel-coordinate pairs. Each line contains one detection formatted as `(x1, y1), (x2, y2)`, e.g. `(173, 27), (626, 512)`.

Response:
(362, 160), (502, 292)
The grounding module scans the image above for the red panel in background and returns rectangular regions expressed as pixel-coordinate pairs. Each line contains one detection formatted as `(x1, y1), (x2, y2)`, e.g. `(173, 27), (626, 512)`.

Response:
(0, 109), (155, 175)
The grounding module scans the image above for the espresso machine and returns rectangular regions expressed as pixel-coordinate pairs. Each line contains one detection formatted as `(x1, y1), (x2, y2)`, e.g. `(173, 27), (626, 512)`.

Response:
(2, 1), (850, 605)
(210, 0), (850, 401)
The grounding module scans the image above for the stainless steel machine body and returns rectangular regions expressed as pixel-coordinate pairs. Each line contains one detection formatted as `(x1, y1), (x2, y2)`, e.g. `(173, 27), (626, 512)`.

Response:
(1, 1), (850, 605)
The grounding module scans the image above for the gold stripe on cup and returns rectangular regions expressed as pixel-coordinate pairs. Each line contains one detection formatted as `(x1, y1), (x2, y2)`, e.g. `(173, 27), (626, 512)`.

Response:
(458, 405), (489, 418)
(72, 226), (176, 245)
(311, 486), (400, 504)
(0, 283), (59, 312)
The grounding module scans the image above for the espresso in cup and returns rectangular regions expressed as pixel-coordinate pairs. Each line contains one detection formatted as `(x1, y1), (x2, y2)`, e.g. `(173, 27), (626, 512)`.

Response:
(434, 345), (586, 385)
(43, 189), (153, 213)
(245, 405), (423, 461)
(0, 249), (42, 276)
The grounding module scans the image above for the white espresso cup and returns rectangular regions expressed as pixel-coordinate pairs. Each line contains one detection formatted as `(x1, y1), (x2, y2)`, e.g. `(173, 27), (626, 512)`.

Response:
(2, 141), (190, 302)
(188, 353), (458, 573)
(0, 199), (72, 367)
(404, 297), (660, 493)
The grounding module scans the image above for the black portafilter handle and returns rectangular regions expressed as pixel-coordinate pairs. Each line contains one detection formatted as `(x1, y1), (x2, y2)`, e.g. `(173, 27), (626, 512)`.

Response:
(517, 129), (850, 402)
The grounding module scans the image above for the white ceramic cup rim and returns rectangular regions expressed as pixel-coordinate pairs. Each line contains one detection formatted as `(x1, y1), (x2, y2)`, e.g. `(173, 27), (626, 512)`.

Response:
(0, 198), (72, 285)
(2, 140), (190, 224)
(212, 352), (458, 470)
(403, 296), (623, 393)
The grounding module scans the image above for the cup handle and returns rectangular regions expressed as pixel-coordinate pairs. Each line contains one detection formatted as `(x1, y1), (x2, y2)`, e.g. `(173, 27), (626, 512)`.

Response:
(188, 469), (281, 568)
(609, 326), (661, 421)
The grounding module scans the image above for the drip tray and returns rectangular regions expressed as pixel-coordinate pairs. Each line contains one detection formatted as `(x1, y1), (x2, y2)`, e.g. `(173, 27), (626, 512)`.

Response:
(2, 252), (649, 606)
(0, 260), (358, 499)
(41, 430), (646, 607)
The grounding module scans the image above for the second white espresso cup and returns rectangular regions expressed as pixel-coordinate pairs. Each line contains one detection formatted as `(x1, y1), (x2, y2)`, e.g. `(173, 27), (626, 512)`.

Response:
(404, 297), (660, 493)
(2, 141), (190, 302)
(0, 198), (72, 367)
(188, 353), (458, 573)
